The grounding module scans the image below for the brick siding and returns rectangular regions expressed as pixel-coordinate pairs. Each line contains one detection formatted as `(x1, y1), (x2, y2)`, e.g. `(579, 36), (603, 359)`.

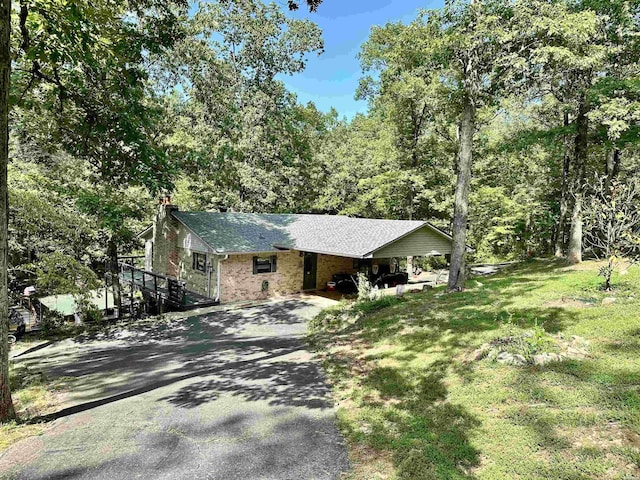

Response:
(220, 251), (357, 303)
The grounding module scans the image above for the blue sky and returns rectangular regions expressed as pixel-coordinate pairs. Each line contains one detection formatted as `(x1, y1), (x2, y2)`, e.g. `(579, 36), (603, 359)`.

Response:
(284, 0), (444, 120)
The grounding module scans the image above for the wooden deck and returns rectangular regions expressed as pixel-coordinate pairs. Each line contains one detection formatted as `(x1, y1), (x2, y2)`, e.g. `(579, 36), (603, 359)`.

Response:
(119, 261), (219, 311)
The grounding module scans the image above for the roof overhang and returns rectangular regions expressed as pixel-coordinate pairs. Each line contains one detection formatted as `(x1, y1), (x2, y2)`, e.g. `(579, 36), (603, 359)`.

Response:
(138, 225), (153, 239)
(168, 212), (474, 258)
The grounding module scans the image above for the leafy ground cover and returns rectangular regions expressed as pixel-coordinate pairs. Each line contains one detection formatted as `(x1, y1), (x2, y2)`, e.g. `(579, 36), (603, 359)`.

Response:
(308, 259), (640, 479)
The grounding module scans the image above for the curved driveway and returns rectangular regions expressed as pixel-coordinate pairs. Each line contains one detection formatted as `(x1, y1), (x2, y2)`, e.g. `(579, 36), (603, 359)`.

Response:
(0, 296), (349, 480)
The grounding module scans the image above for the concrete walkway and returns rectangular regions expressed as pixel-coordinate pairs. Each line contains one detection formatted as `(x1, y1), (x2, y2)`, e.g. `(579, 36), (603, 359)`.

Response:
(1, 297), (349, 480)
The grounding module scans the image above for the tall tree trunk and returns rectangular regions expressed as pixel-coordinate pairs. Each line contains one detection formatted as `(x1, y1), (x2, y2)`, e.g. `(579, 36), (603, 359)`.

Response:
(611, 149), (620, 179)
(555, 111), (571, 258)
(107, 238), (122, 319)
(604, 148), (621, 190)
(448, 98), (474, 291)
(567, 95), (589, 265)
(0, 0), (16, 422)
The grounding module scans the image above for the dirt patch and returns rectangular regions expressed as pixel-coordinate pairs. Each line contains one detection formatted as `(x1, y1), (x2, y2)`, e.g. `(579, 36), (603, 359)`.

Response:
(560, 423), (640, 479)
(568, 423), (636, 449)
(562, 260), (608, 272)
(345, 444), (395, 480)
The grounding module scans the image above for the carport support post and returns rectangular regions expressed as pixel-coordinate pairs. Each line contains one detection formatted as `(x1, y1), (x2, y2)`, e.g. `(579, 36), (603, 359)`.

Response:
(407, 256), (414, 279)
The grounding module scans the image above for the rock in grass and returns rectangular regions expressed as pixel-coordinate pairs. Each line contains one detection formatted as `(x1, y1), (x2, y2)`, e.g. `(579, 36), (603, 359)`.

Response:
(471, 344), (490, 360)
(602, 297), (617, 305)
(533, 354), (549, 366)
(533, 353), (561, 365)
(511, 354), (527, 366)
(471, 348), (486, 361)
(496, 352), (527, 366)
(565, 346), (589, 359)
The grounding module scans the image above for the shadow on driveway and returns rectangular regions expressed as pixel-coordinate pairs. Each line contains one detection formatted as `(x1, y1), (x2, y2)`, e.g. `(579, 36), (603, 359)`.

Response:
(2, 297), (349, 480)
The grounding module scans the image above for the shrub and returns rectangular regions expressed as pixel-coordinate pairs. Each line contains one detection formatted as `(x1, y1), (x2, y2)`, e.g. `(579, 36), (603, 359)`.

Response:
(426, 255), (448, 271)
(74, 293), (103, 324)
(308, 303), (349, 332)
(39, 311), (66, 335)
(357, 272), (373, 302)
(496, 319), (554, 360)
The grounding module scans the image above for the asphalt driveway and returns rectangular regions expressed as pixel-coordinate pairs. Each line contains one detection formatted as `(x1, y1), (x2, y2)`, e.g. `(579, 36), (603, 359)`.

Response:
(0, 296), (349, 480)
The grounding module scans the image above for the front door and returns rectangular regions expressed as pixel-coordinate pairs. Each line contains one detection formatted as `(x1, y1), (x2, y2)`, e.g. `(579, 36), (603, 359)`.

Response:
(303, 252), (318, 290)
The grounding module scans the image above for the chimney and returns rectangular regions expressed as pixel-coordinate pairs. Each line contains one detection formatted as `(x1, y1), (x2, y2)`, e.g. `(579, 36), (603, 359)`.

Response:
(152, 196), (179, 278)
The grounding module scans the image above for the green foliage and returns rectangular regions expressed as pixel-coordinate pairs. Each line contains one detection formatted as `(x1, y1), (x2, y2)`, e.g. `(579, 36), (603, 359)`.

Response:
(498, 317), (554, 359)
(356, 272), (373, 303)
(339, 0), (640, 265)
(425, 255), (448, 271)
(74, 293), (103, 324)
(31, 252), (99, 296)
(11, 0), (188, 194)
(167, 0), (324, 213)
(308, 302), (350, 333)
(8, 149), (99, 276)
(38, 310), (65, 336)
(308, 296), (405, 334)
(7, 141), (151, 298)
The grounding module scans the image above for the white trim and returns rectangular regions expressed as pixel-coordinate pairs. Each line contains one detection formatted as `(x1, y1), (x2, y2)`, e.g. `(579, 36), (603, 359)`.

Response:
(137, 225), (153, 239)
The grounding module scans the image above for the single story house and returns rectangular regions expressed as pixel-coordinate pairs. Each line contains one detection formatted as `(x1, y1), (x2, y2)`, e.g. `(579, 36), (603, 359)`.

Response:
(139, 202), (454, 303)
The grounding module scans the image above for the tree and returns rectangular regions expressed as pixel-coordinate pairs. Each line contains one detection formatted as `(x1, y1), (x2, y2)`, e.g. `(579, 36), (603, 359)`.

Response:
(521, 0), (639, 264)
(358, 1), (524, 290)
(75, 186), (151, 318)
(520, 2), (606, 261)
(7, 147), (100, 290)
(0, 0), (15, 422)
(584, 175), (640, 290)
(358, 21), (456, 222)
(1, 0), (188, 423)
(168, 0), (324, 213)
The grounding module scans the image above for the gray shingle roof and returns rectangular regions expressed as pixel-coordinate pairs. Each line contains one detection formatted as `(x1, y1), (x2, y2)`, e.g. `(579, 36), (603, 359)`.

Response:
(172, 212), (451, 258)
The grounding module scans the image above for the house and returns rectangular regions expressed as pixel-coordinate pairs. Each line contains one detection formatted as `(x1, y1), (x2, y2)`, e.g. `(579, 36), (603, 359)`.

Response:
(139, 201), (454, 304)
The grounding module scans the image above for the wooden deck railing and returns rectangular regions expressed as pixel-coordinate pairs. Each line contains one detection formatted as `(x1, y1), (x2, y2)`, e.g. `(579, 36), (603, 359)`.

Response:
(118, 259), (186, 307)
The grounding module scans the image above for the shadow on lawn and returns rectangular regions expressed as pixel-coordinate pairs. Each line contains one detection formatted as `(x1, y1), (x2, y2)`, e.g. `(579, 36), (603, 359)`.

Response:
(502, 357), (640, 478)
(336, 358), (482, 479)
(310, 259), (582, 479)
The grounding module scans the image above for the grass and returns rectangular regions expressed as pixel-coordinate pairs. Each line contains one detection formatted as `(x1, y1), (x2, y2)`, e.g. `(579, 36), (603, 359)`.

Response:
(0, 359), (66, 451)
(308, 259), (640, 480)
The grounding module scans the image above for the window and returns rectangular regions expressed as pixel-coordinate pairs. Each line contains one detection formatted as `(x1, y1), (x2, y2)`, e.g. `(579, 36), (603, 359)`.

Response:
(253, 255), (277, 274)
(192, 252), (207, 272)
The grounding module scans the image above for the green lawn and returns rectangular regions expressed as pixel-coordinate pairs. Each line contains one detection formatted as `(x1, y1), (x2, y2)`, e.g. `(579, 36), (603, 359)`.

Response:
(0, 361), (66, 451)
(308, 259), (640, 480)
